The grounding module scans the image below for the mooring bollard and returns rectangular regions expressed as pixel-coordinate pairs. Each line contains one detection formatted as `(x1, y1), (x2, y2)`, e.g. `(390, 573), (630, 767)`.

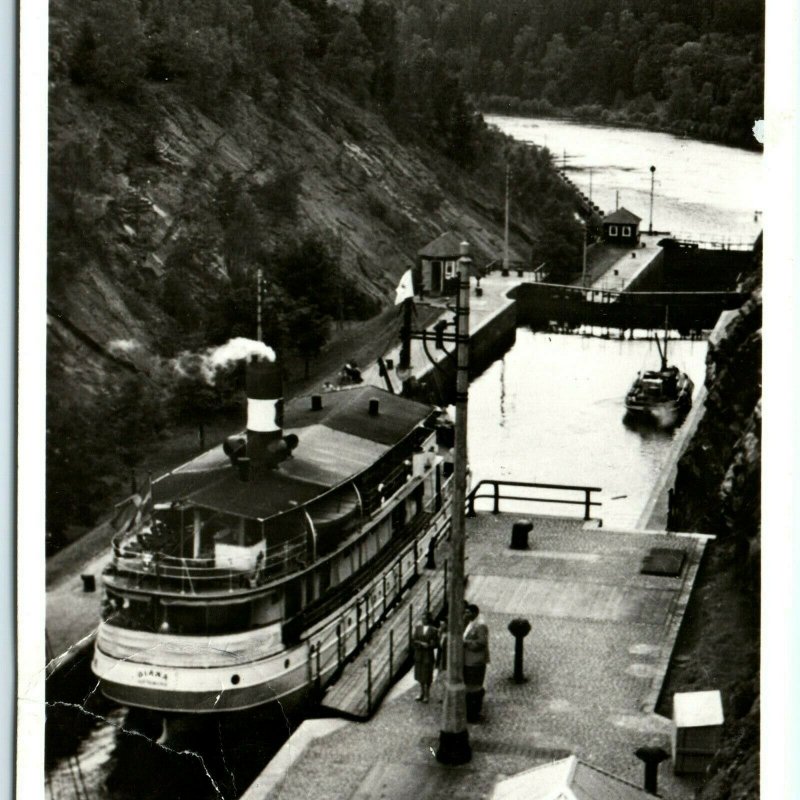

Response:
(634, 746), (669, 795)
(81, 574), (96, 593)
(508, 618), (532, 683)
(510, 519), (533, 550)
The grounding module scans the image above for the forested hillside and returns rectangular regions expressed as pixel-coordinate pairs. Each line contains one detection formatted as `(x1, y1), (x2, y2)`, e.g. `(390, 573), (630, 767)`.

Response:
(389, 0), (764, 149)
(47, 0), (583, 541)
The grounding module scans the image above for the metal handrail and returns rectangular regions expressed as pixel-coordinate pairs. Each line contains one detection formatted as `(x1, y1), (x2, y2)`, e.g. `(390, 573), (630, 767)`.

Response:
(466, 479), (602, 521)
(110, 534), (309, 587)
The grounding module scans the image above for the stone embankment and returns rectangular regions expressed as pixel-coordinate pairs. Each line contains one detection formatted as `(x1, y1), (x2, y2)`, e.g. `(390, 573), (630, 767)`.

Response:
(667, 275), (762, 800)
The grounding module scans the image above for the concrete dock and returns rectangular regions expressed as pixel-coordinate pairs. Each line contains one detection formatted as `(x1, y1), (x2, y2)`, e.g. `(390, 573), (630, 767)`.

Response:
(588, 234), (664, 295)
(242, 513), (710, 800)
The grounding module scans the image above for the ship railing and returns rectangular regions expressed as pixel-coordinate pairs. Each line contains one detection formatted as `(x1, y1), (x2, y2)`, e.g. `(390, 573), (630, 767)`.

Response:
(466, 479), (602, 522)
(360, 460), (414, 517)
(110, 533), (310, 592)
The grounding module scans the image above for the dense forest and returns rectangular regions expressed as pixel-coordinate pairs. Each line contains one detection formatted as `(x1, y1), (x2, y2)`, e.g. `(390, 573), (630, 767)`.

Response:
(392, 0), (764, 149)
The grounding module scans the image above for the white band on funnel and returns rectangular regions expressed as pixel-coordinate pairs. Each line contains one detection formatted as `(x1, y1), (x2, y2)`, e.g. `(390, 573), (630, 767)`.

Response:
(247, 398), (281, 433)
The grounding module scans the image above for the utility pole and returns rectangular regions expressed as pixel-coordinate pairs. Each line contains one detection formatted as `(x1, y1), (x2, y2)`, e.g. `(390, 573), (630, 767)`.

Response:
(256, 267), (263, 343)
(615, 190), (619, 211)
(581, 225), (588, 288)
(589, 167), (593, 202)
(437, 242), (472, 766)
(648, 166), (656, 235)
(502, 162), (510, 275)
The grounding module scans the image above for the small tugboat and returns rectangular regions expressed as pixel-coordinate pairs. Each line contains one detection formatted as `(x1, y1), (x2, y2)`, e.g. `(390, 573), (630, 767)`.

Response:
(92, 349), (454, 716)
(624, 313), (694, 427)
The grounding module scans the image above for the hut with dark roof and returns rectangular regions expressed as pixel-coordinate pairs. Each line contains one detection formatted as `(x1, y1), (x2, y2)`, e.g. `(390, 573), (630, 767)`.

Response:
(602, 208), (641, 245)
(417, 231), (465, 296)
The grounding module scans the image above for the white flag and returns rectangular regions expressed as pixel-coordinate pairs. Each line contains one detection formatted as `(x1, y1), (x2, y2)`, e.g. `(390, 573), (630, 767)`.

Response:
(394, 269), (414, 305)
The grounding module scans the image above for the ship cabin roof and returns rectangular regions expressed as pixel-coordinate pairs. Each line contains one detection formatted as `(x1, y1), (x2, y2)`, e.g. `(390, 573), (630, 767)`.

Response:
(153, 386), (435, 521)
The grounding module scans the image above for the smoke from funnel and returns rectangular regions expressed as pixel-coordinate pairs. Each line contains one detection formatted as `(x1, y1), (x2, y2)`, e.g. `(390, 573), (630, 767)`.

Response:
(172, 338), (276, 385)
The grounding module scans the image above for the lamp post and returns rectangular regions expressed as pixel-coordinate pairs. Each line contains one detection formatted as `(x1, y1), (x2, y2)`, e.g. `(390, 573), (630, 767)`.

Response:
(648, 165), (656, 235)
(436, 242), (472, 765)
(502, 162), (510, 275)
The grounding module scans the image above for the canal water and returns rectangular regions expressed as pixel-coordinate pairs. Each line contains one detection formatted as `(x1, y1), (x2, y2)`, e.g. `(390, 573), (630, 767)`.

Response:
(46, 118), (758, 800)
(467, 329), (707, 529)
(486, 115), (763, 243)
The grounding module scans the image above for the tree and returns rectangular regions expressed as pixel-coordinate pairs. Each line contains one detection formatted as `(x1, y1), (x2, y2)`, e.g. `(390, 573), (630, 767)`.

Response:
(359, 0), (398, 105)
(667, 65), (696, 121)
(168, 355), (237, 448)
(68, 0), (146, 100)
(324, 16), (375, 99)
(286, 303), (330, 378)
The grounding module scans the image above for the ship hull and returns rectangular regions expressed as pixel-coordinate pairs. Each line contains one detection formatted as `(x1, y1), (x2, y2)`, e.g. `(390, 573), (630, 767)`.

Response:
(93, 498), (450, 716)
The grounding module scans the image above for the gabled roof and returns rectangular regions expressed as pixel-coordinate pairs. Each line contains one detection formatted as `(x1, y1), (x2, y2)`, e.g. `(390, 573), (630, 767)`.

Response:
(418, 231), (466, 259)
(491, 756), (652, 800)
(602, 208), (641, 225)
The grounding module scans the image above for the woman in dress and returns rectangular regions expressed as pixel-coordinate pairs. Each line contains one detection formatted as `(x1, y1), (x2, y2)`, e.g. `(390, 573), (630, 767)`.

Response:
(412, 612), (439, 703)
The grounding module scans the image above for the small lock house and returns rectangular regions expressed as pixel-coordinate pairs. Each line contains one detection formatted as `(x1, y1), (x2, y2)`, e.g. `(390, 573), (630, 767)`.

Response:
(417, 231), (465, 297)
(602, 208), (641, 245)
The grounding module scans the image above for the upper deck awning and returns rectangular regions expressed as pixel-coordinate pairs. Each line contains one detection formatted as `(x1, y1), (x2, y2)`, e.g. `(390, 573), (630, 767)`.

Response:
(151, 386), (434, 520)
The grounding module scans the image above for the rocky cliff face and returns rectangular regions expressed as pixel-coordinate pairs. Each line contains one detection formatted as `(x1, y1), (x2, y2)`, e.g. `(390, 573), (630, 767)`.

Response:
(671, 282), (761, 561)
(48, 78), (536, 405)
(669, 272), (761, 800)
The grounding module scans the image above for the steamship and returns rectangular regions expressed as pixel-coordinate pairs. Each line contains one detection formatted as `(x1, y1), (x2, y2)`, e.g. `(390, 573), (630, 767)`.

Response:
(92, 354), (454, 714)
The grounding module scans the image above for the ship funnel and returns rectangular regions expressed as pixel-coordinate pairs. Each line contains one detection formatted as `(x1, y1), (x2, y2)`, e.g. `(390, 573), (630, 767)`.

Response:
(241, 355), (298, 469)
(246, 355), (284, 463)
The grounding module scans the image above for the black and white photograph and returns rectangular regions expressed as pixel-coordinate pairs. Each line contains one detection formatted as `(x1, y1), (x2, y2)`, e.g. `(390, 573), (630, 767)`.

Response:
(16, 0), (795, 798)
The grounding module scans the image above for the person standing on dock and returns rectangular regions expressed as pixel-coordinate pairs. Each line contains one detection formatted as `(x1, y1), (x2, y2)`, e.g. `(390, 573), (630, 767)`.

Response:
(413, 612), (439, 703)
(463, 603), (490, 721)
(435, 619), (448, 701)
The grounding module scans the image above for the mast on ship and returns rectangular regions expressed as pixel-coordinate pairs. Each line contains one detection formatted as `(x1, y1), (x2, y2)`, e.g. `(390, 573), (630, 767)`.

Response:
(256, 267), (263, 343)
(654, 306), (669, 371)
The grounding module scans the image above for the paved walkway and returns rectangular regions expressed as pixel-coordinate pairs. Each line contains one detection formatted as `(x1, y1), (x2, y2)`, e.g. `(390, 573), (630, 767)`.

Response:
(245, 513), (710, 800)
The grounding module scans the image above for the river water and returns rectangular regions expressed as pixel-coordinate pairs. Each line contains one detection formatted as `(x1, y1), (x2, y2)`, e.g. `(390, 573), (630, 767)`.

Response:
(46, 119), (761, 800)
(486, 115), (763, 243)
